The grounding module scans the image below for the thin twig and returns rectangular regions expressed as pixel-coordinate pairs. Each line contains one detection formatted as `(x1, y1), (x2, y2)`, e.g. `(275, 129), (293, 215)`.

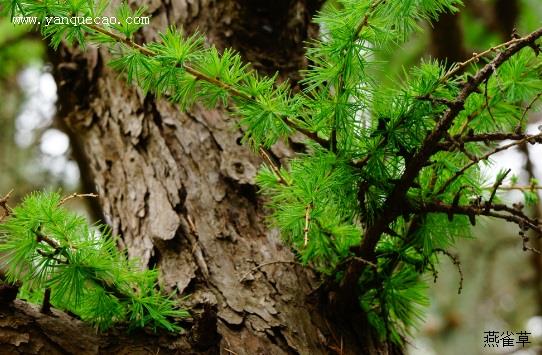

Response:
(86, 24), (329, 148)
(490, 185), (542, 191)
(444, 132), (479, 162)
(440, 132), (531, 149)
(458, 101), (488, 135)
(519, 91), (542, 129)
(435, 248), (463, 294)
(355, 0), (386, 36)
(415, 201), (542, 236)
(0, 189), (13, 221)
(441, 37), (524, 82)
(351, 256), (377, 269)
(36, 249), (65, 264)
(258, 147), (288, 186)
(34, 229), (61, 249)
(415, 94), (454, 107)
(484, 77), (496, 124)
(304, 203), (312, 246)
(184, 215), (210, 279)
(437, 132), (542, 195)
(330, 0), (386, 152)
(58, 192), (98, 206)
(485, 169), (511, 212)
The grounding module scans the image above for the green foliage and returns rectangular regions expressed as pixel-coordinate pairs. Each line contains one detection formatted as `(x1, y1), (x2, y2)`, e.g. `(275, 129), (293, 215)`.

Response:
(2, 0), (542, 346)
(0, 18), (43, 78)
(360, 266), (429, 344)
(0, 192), (188, 332)
(257, 150), (361, 272)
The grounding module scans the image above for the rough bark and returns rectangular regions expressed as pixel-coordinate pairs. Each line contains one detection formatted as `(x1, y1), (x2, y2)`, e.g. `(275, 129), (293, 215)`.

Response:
(1, 1), (397, 354)
(0, 300), (204, 354)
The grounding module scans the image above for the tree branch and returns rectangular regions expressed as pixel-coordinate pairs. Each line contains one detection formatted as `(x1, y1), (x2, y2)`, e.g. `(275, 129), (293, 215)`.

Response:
(86, 24), (329, 148)
(0, 189), (13, 222)
(304, 203), (312, 246)
(413, 201), (541, 236)
(333, 28), (542, 306)
(434, 248), (463, 294)
(437, 132), (535, 150)
(436, 132), (542, 195)
(0, 299), (201, 353)
(360, 27), (542, 262)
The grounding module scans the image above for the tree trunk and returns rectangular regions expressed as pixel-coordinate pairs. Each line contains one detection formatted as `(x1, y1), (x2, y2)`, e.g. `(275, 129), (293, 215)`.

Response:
(1, 1), (399, 354)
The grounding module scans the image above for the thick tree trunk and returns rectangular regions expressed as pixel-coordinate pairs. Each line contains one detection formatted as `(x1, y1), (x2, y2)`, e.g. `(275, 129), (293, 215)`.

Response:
(1, 1), (399, 354)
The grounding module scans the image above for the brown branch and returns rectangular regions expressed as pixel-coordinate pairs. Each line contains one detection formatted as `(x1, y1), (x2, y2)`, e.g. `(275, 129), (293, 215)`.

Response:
(258, 147), (288, 186)
(355, 0), (386, 36)
(304, 203), (312, 246)
(360, 27), (542, 261)
(492, 185), (542, 191)
(485, 169), (511, 211)
(441, 36), (527, 82)
(519, 91), (542, 129)
(434, 248), (463, 294)
(86, 24), (329, 148)
(437, 132), (542, 195)
(440, 132), (531, 149)
(332, 28), (542, 308)
(34, 229), (61, 250)
(0, 189), (13, 221)
(414, 201), (541, 235)
(490, 203), (540, 230)
(58, 193), (98, 206)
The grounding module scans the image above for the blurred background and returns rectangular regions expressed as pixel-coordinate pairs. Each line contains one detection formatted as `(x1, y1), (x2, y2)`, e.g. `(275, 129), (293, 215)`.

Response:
(0, 0), (541, 353)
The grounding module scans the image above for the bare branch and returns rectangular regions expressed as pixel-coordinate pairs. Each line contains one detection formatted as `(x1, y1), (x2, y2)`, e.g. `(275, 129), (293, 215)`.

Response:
(519, 91), (542, 127)
(304, 203), (312, 246)
(258, 147), (289, 186)
(58, 193), (98, 206)
(437, 132), (542, 195)
(34, 229), (61, 250)
(434, 248), (463, 294)
(441, 36), (528, 82)
(439, 132), (532, 150)
(486, 169), (511, 211)
(413, 201), (541, 235)
(0, 189), (14, 221)
(491, 185), (542, 191)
